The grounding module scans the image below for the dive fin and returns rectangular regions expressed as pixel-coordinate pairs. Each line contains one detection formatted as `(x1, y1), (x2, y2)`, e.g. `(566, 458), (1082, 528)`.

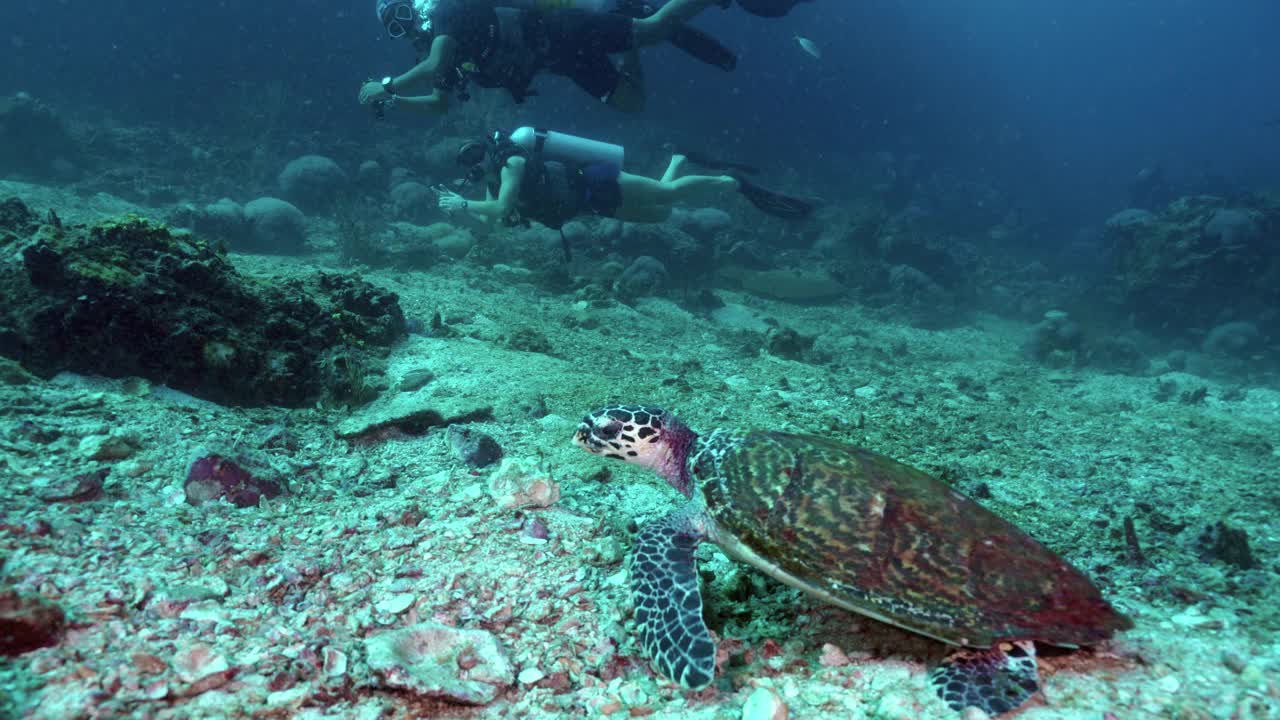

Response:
(736, 0), (815, 18)
(930, 640), (1040, 717)
(615, 1), (737, 71)
(669, 25), (737, 72)
(734, 174), (815, 220)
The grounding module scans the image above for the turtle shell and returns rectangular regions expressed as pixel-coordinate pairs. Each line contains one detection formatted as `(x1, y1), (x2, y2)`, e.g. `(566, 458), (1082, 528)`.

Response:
(694, 432), (1131, 647)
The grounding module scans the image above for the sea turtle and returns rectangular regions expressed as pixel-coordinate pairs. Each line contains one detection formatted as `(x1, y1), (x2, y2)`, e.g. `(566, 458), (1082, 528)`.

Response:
(573, 404), (1131, 716)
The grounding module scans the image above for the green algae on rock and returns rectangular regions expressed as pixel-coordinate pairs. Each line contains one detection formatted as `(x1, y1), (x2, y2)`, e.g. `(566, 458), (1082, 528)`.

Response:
(0, 197), (405, 407)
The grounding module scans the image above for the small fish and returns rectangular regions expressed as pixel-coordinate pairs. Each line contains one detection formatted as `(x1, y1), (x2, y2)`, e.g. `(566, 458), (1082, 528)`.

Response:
(795, 35), (821, 59)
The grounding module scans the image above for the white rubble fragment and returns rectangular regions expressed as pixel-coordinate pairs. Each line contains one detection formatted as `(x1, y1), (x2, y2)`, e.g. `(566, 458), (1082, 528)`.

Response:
(742, 686), (788, 720)
(364, 622), (514, 705)
(487, 458), (561, 510)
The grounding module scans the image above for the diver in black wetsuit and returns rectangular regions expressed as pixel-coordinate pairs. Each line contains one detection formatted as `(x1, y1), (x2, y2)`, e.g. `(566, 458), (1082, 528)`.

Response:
(433, 129), (813, 233)
(358, 0), (811, 115)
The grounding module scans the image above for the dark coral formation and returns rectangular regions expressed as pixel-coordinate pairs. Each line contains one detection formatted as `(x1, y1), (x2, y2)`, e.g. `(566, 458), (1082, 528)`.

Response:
(0, 93), (83, 179)
(1103, 195), (1280, 338)
(0, 197), (406, 407)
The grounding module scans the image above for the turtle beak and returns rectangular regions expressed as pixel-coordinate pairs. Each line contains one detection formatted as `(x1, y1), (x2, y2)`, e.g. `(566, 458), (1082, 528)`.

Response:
(572, 424), (597, 453)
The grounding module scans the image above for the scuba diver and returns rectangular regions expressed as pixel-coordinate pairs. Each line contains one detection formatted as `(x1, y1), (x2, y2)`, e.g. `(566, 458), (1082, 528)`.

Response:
(434, 128), (813, 239)
(358, 0), (814, 115)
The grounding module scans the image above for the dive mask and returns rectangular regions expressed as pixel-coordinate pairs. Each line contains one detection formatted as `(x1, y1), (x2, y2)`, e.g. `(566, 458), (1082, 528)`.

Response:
(456, 141), (488, 184)
(383, 3), (415, 38)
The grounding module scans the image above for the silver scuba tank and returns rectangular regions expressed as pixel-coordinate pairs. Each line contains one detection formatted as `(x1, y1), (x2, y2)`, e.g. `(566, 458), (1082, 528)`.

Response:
(509, 127), (625, 169)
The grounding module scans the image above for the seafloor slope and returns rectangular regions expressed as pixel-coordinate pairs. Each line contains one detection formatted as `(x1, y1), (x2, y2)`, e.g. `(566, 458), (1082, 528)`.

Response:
(1, 181), (1277, 720)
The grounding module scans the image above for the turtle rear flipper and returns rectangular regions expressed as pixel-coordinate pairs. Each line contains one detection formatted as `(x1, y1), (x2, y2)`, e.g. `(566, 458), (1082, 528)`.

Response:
(631, 507), (716, 689)
(930, 640), (1040, 716)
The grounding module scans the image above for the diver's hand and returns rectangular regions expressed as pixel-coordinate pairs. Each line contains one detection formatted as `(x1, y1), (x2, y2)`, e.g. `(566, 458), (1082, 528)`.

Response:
(359, 81), (390, 105)
(437, 190), (469, 213)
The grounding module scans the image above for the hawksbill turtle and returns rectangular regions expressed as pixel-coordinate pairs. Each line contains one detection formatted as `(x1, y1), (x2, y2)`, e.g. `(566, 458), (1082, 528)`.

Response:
(573, 404), (1131, 716)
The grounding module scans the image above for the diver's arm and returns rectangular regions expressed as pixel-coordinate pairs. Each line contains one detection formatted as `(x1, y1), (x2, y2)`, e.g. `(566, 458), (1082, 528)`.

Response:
(391, 90), (451, 115)
(461, 158), (525, 223)
(360, 35), (456, 105)
(395, 34), (456, 90)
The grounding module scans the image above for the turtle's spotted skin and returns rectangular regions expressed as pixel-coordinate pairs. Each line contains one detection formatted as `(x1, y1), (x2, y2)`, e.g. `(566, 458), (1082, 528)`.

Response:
(630, 506), (716, 689)
(574, 405), (1131, 716)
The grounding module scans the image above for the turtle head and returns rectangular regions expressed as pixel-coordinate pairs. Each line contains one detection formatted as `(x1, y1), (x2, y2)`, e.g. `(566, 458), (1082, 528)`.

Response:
(573, 405), (697, 497)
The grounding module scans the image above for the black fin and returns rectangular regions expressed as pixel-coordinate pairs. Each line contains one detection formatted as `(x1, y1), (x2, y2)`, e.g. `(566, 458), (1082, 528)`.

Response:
(614, 1), (737, 71)
(735, 174), (815, 220)
(678, 149), (760, 176)
(669, 25), (737, 72)
(736, 0), (814, 18)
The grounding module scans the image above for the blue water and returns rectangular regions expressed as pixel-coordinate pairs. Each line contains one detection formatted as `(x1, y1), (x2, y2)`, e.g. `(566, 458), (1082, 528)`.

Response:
(5, 0), (1277, 231)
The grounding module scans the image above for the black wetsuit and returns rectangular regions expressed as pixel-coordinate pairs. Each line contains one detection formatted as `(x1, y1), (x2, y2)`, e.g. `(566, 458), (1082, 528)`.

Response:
(487, 141), (622, 229)
(430, 0), (635, 103)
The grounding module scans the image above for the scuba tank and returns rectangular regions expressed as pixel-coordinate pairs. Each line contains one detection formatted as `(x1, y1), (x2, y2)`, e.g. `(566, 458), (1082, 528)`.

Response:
(509, 127), (625, 169)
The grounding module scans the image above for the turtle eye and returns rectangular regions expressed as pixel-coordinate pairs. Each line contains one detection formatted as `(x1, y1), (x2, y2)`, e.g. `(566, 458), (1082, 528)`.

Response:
(596, 419), (622, 440)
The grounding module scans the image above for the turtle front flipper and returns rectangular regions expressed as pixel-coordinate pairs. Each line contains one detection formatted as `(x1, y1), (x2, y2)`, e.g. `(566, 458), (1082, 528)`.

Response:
(631, 506), (717, 689)
(930, 640), (1040, 716)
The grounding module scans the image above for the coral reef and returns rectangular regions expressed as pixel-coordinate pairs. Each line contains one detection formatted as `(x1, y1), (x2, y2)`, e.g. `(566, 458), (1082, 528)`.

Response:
(277, 155), (350, 212)
(1102, 195), (1280, 338)
(242, 197), (308, 254)
(0, 198), (404, 406)
(0, 93), (83, 179)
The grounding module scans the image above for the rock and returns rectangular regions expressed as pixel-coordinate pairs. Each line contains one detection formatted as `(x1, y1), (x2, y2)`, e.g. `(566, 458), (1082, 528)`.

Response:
(818, 643), (849, 667)
(390, 181), (435, 224)
(1104, 208), (1154, 230)
(1197, 521), (1255, 569)
(719, 266), (846, 302)
(0, 93), (82, 179)
(0, 356), (36, 385)
(356, 160), (384, 192)
(560, 220), (589, 246)
(388, 166), (416, 188)
(677, 207), (733, 237)
(335, 387), (492, 439)
(447, 425), (503, 468)
(1101, 195), (1279, 341)
(616, 256), (668, 300)
(1203, 208), (1263, 246)
(488, 458), (560, 510)
(764, 326), (815, 361)
(429, 223), (476, 259)
(742, 687), (788, 720)
(278, 154), (348, 211)
(323, 647), (349, 678)
(1026, 310), (1085, 367)
(186, 198), (246, 246)
(374, 593), (416, 615)
(184, 454), (284, 508)
(243, 197), (307, 254)
(364, 622), (514, 705)
(0, 590), (66, 656)
(37, 467), (108, 503)
(163, 576), (230, 602)
(0, 213), (405, 406)
(78, 432), (139, 461)
(1202, 321), (1260, 357)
